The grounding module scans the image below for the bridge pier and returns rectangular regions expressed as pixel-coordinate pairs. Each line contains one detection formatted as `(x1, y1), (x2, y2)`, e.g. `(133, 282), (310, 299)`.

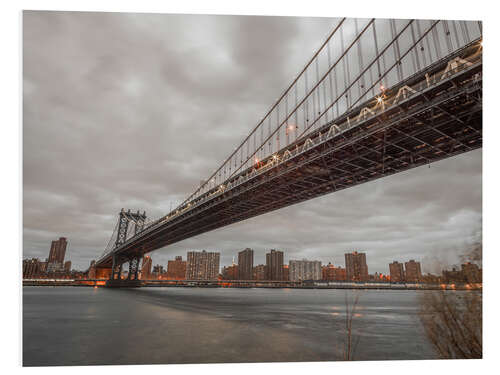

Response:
(127, 256), (140, 280)
(105, 278), (143, 288)
(105, 254), (144, 288)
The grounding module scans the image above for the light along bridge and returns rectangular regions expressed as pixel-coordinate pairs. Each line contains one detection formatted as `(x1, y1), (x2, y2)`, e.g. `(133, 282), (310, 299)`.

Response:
(87, 18), (482, 286)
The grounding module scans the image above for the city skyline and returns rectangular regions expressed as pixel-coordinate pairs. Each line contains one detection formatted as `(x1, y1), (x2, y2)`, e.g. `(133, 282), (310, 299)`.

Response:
(26, 235), (442, 279)
(23, 11), (481, 273)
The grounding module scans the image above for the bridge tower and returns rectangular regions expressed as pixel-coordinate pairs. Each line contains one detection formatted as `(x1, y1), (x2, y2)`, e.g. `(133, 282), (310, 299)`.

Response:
(106, 209), (147, 287)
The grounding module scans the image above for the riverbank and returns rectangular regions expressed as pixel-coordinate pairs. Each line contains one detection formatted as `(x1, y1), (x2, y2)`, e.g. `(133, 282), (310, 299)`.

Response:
(22, 279), (482, 290)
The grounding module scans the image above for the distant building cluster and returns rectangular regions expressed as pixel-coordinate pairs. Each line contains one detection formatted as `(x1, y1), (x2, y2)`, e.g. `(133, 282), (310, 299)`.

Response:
(23, 240), (482, 286)
(154, 249), (374, 282)
(441, 262), (482, 284)
(389, 259), (423, 282)
(147, 248), (481, 285)
(22, 237), (82, 279)
(388, 259), (482, 284)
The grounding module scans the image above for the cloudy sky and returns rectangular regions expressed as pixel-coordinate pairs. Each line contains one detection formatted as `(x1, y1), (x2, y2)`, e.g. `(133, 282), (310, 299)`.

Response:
(23, 11), (482, 274)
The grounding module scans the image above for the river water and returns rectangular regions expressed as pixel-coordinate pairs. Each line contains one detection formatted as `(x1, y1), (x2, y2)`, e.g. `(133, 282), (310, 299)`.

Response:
(23, 286), (438, 366)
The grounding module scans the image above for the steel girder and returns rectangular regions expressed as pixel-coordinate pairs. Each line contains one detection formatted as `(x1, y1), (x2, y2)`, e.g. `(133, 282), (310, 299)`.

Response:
(96, 44), (482, 268)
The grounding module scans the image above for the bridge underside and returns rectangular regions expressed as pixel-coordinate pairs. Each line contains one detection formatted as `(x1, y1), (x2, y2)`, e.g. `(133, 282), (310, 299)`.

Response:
(96, 41), (482, 270)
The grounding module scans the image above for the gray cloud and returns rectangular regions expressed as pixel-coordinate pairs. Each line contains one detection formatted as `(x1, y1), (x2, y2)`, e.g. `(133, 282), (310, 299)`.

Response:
(23, 11), (481, 274)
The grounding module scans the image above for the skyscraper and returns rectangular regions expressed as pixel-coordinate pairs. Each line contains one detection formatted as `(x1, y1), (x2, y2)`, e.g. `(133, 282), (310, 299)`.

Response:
(238, 248), (254, 280)
(289, 259), (322, 281)
(389, 261), (405, 282)
(345, 251), (369, 281)
(265, 249), (284, 280)
(47, 237), (68, 271)
(166, 256), (187, 280)
(186, 250), (220, 280)
(404, 260), (422, 282)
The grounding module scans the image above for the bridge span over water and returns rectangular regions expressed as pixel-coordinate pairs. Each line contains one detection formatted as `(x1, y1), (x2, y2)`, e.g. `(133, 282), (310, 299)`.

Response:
(87, 18), (482, 284)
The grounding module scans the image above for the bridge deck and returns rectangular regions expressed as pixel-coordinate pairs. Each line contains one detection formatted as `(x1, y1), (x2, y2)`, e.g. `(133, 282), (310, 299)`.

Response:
(96, 40), (482, 268)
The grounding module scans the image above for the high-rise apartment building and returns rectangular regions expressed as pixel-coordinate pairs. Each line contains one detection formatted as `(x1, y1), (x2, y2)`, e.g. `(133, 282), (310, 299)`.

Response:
(186, 250), (220, 280)
(389, 261), (405, 282)
(48, 237), (68, 264)
(166, 256), (187, 280)
(141, 256), (152, 280)
(345, 251), (369, 281)
(289, 259), (322, 281)
(265, 249), (284, 280)
(47, 237), (68, 272)
(238, 248), (254, 280)
(404, 260), (422, 282)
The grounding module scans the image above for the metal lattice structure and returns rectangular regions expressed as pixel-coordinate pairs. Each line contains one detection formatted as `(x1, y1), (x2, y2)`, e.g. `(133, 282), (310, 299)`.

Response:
(93, 18), (482, 274)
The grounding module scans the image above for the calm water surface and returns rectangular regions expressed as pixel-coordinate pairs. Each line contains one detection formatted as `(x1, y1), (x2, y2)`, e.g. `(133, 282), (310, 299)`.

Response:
(23, 286), (437, 366)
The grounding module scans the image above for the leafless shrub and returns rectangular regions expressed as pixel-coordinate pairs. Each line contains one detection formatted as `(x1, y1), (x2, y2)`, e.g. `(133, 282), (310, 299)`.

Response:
(342, 292), (361, 361)
(419, 290), (482, 359)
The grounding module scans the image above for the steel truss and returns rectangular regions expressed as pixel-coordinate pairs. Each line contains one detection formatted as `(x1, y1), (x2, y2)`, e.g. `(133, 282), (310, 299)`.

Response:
(96, 39), (482, 268)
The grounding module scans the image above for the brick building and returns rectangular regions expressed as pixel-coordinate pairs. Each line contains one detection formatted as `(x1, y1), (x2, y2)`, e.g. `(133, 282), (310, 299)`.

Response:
(322, 263), (347, 281)
(238, 248), (254, 280)
(222, 264), (239, 280)
(404, 260), (422, 282)
(265, 249), (284, 280)
(389, 261), (405, 282)
(253, 264), (266, 280)
(345, 251), (369, 281)
(186, 250), (220, 280)
(47, 237), (68, 271)
(23, 258), (41, 279)
(166, 256), (187, 280)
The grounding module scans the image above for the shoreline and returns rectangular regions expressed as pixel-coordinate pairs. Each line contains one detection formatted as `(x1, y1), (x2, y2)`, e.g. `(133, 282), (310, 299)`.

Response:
(22, 280), (482, 291)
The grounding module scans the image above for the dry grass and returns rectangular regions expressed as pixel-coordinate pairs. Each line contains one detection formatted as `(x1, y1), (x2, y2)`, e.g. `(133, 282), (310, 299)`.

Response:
(419, 290), (482, 359)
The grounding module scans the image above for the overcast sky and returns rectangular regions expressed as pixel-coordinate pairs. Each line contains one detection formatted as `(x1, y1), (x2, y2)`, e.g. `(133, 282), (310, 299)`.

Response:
(22, 11), (482, 274)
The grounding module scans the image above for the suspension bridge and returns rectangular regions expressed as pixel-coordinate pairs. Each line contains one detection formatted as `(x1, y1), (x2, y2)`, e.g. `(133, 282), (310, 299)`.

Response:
(87, 18), (482, 285)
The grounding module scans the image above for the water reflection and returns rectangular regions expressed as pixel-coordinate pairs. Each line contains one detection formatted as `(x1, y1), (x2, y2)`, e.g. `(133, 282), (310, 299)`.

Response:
(23, 287), (438, 366)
